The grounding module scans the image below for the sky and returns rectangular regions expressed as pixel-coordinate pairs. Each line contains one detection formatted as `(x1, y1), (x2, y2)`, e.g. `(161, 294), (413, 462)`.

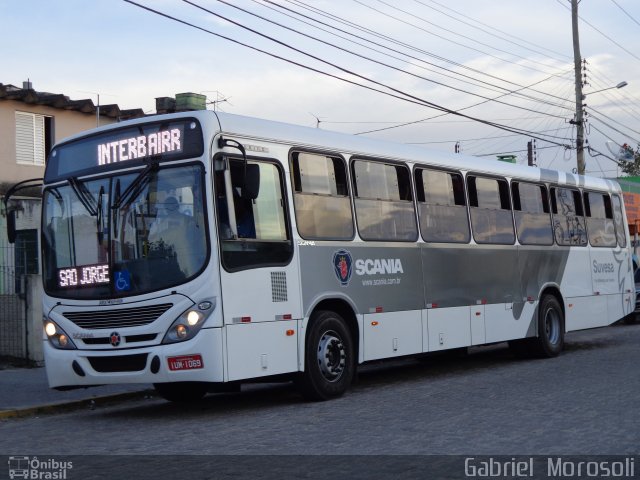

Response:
(2, 0), (640, 177)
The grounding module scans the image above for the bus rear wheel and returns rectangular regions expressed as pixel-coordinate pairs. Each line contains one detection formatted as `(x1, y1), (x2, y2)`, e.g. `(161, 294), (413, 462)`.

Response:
(531, 295), (565, 357)
(153, 381), (208, 402)
(509, 295), (565, 358)
(298, 310), (355, 401)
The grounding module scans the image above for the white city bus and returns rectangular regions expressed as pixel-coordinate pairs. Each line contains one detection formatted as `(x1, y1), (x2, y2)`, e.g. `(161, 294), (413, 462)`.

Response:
(32, 110), (634, 401)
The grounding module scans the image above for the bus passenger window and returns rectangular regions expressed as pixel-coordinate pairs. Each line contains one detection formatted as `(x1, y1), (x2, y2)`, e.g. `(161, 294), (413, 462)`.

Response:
(550, 187), (587, 246)
(612, 194), (627, 247)
(511, 182), (553, 245)
(290, 152), (353, 240)
(415, 168), (469, 243)
(467, 176), (514, 244)
(584, 192), (616, 247)
(216, 159), (292, 271)
(352, 160), (417, 241)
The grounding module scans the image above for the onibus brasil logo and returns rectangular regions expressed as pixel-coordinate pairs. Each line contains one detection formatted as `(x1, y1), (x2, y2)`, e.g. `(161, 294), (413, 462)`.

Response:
(8, 456), (73, 479)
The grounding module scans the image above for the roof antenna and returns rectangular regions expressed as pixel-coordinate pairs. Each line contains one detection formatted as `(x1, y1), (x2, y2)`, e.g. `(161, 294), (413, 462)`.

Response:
(309, 113), (324, 129)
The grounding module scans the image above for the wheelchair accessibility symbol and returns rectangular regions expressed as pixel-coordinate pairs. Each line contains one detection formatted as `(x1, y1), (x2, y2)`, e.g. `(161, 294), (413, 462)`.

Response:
(115, 270), (131, 292)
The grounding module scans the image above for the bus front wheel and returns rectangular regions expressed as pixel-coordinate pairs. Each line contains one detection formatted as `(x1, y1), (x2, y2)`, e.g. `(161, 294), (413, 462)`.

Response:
(298, 310), (355, 401)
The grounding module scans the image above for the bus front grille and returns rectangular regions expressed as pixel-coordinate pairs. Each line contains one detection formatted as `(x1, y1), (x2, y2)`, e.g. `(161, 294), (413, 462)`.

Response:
(62, 303), (173, 329)
(88, 354), (149, 372)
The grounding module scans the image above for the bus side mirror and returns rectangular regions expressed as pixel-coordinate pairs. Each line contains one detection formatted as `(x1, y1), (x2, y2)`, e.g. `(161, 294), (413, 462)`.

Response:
(6, 210), (16, 244)
(242, 163), (260, 200)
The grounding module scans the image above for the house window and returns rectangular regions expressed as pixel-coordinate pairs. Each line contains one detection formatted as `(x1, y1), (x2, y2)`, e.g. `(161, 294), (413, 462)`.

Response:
(15, 111), (53, 166)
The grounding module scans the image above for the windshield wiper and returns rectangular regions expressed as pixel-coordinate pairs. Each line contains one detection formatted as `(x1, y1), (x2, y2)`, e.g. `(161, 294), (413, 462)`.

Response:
(111, 157), (160, 238)
(68, 176), (98, 216)
(97, 185), (105, 243)
(111, 160), (159, 211)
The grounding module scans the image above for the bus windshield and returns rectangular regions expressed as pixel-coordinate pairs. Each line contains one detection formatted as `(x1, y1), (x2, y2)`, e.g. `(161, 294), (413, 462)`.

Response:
(42, 164), (208, 298)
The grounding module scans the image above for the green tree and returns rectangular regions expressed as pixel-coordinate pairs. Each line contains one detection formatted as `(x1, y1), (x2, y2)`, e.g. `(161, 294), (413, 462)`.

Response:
(619, 143), (640, 177)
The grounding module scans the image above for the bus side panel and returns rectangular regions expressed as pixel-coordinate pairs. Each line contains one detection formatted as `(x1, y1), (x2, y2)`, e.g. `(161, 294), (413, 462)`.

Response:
(565, 296), (606, 331)
(589, 248), (630, 295)
(421, 244), (521, 309)
(226, 320), (298, 381)
(363, 310), (422, 361)
(470, 304), (485, 345)
(590, 246), (634, 324)
(558, 248), (593, 297)
(298, 244), (423, 317)
(484, 302), (534, 343)
(220, 267), (302, 324)
(608, 292), (633, 324)
(517, 246), (570, 302)
(424, 306), (471, 352)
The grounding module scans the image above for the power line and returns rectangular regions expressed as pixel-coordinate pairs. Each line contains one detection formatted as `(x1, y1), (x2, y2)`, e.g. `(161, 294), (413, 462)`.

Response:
(407, 126), (573, 145)
(177, 0), (572, 144)
(475, 144), (563, 157)
(216, 0), (573, 113)
(416, 0), (572, 60)
(354, 69), (573, 135)
(273, 0), (572, 102)
(250, 0), (573, 106)
(555, 0), (640, 62)
(610, 0), (640, 28)
(370, 0), (562, 72)
(123, 0), (572, 148)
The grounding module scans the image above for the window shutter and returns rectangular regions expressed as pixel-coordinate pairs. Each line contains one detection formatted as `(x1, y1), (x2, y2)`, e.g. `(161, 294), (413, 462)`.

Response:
(33, 114), (45, 165)
(15, 111), (46, 165)
(15, 111), (35, 164)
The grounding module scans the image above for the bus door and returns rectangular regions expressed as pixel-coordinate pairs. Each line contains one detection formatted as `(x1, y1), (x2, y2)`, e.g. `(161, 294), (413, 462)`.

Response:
(214, 154), (301, 381)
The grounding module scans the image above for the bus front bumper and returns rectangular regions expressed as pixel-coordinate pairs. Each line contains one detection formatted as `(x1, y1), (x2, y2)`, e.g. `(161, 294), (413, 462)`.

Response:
(44, 327), (224, 389)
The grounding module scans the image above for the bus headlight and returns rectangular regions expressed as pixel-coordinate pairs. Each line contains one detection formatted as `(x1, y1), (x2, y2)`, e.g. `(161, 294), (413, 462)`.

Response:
(43, 318), (77, 350)
(162, 301), (214, 344)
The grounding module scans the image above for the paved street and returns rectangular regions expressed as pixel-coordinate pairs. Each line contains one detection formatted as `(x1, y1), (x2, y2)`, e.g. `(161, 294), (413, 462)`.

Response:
(1, 322), (639, 456)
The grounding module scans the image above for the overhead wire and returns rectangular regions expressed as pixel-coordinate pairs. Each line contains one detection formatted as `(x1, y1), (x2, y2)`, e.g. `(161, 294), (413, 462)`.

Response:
(610, 0), (640, 28)
(554, 0), (640, 62)
(366, 0), (562, 72)
(249, 0), (573, 107)
(274, 0), (572, 101)
(256, 0), (576, 137)
(216, 0), (573, 113)
(416, 0), (572, 61)
(177, 0), (574, 144)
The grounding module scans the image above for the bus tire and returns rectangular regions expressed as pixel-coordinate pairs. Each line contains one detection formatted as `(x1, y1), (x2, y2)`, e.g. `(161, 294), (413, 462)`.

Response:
(153, 382), (208, 402)
(530, 295), (565, 358)
(298, 310), (355, 401)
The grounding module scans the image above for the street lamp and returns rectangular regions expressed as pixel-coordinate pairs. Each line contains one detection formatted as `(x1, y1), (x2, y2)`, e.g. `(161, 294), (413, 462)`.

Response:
(575, 80), (629, 175)
(582, 81), (628, 99)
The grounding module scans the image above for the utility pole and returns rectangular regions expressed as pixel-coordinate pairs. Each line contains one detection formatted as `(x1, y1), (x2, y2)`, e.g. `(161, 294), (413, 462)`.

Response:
(527, 140), (534, 166)
(572, 0), (585, 175)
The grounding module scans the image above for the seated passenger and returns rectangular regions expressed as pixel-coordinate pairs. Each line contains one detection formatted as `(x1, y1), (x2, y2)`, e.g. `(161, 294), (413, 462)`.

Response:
(148, 195), (203, 277)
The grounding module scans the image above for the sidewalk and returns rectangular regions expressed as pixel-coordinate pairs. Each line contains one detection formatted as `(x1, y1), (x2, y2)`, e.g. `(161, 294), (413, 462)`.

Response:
(0, 360), (151, 418)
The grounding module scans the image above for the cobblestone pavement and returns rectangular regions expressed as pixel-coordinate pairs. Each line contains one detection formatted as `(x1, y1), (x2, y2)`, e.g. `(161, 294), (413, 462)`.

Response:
(1, 323), (639, 456)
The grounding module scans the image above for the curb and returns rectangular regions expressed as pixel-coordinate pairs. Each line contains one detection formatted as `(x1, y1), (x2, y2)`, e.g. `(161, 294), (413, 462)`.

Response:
(0, 389), (154, 420)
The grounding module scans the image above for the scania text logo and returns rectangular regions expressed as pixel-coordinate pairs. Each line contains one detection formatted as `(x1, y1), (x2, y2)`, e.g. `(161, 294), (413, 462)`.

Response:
(332, 251), (404, 286)
(355, 258), (404, 276)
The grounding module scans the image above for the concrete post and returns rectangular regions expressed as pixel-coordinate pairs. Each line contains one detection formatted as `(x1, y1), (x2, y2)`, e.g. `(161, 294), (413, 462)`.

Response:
(25, 274), (44, 365)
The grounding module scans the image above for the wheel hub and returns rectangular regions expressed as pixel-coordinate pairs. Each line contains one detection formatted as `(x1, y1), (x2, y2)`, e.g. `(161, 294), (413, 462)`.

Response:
(317, 331), (346, 382)
(544, 308), (561, 345)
